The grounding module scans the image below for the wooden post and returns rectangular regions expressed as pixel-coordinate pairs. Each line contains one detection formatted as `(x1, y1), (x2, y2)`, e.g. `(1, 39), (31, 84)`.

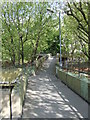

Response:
(9, 82), (13, 120)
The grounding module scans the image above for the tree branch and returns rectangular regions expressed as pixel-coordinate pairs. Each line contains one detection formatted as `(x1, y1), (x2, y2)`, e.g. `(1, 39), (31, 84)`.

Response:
(79, 40), (89, 57)
(75, 31), (88, 43)
(77, 27), (88, 37)
(73, 2), (88, 24)
(66, 2), (88, 34)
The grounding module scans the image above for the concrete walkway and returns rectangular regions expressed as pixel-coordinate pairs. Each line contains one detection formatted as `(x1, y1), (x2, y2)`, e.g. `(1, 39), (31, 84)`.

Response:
(22, 57), (88, 118)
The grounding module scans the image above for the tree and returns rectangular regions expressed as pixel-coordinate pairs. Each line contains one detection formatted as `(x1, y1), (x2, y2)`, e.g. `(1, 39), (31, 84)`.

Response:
(64, 1), (90, 61)
(62, 15), (83, 60)
(1, 2), (56, 66)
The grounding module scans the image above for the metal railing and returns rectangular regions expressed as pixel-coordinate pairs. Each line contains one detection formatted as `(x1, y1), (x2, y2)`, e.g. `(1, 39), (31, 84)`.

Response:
(56, 60), (90, 79)
(0, 80), (17, 120)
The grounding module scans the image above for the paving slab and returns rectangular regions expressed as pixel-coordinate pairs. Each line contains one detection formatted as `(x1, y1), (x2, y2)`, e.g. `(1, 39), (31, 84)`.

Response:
(22, 57), (88, 118)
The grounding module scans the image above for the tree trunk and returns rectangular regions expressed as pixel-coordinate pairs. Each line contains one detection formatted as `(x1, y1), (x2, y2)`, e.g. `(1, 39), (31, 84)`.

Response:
(20, 36), (24, 65)
(88, 2), (90, 62)
(11, 36), (15, 65)
(31, 36), (40, 63)
(18, 39), (20, 66)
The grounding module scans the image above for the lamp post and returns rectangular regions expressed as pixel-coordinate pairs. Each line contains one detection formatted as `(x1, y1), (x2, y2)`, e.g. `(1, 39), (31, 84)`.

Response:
(59, 12), (62, 67)
(47, 9), (62, 67)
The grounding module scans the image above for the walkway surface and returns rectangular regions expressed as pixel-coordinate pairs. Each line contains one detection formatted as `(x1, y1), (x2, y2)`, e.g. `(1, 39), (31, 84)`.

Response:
(22, 57), (88, 118)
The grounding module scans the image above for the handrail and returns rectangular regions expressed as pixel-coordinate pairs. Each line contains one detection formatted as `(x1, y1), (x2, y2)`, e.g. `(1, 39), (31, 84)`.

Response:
(56, 63), (90, 76)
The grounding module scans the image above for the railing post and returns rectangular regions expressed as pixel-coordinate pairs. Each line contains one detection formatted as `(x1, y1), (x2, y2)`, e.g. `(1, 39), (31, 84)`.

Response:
(78, 57), (80, 77)
(9, 86), (12, 120)
(9, 82), (13, 120)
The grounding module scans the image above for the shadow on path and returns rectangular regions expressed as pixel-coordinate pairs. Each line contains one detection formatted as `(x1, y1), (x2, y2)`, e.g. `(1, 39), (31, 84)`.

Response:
(22, 57), (88, 118)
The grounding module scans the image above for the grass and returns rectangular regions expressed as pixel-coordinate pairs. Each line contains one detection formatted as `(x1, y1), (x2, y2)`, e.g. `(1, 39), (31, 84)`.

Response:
(1, 67), (22, 82)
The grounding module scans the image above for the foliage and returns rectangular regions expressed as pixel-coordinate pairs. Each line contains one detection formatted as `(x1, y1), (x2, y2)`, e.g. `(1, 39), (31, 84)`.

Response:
(64, 1), (90, 61)
(1, 1), (89, 66)
(2, 2), (55, 65)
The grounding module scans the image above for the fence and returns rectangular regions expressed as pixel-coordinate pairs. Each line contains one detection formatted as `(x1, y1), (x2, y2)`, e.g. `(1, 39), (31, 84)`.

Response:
(56, 60), (90, 79)
(1, 54), (49, 118)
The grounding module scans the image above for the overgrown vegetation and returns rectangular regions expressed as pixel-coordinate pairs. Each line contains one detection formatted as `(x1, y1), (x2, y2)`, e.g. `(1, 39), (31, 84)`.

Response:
(1, 1), (90, 67)
(63, 1), (90, 61)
